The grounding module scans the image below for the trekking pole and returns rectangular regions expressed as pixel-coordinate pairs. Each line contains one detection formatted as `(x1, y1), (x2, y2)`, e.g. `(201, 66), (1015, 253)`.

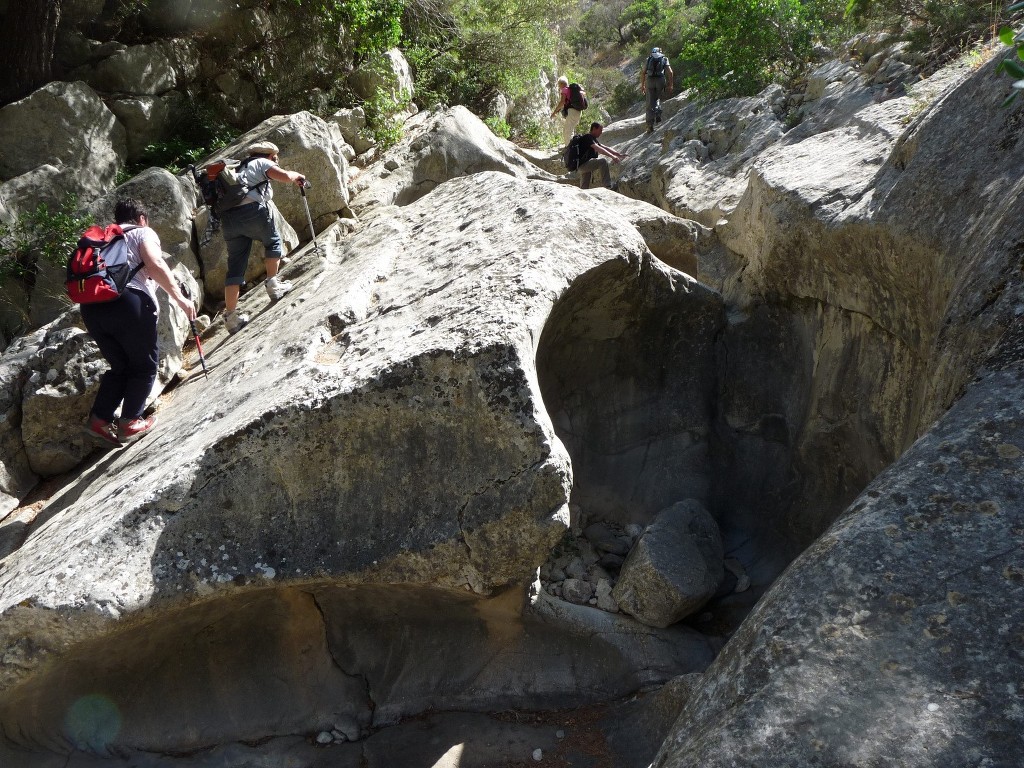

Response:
(299, 180), (323, 257)
(179, 283), (209, 379)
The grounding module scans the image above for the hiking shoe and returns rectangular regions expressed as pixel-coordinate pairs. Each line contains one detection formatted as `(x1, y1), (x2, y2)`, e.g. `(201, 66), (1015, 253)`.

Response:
(265, 276), (293, 302)
(119, 415), (157, 444)
(224, 309), (249, 335)
(84, 416), (121, 447)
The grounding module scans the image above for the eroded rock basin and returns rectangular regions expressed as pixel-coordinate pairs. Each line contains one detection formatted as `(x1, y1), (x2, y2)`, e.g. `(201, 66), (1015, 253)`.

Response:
(0, 583), (714, 766)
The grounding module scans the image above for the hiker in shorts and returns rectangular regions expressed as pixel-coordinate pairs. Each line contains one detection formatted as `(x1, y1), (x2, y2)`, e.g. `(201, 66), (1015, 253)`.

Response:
(640, 47), (674, 134)
(572, 122), (627, 190)
(551, 76), (585, 148)
(82, 198), (196, 447)
(220, 141), (306, 334)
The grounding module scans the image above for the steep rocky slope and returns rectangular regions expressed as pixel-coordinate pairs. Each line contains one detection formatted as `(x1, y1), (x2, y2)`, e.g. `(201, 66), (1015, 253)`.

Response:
(0, 32), (1022, 768)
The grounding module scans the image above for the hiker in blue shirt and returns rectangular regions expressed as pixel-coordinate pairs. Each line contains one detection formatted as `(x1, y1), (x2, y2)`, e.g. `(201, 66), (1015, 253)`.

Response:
(640, 47), (674, 134)
(219, 141), (306, 334)
(82, 198), (196, 447)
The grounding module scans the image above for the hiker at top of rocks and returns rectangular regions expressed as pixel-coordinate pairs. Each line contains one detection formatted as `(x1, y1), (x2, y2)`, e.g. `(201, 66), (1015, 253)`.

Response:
(551, 75), (586, 148)
(571, 122), (627, 190)
(640, 47), (674, 134)
(220, 140), (306, 335)
(82, 198), (196, 447)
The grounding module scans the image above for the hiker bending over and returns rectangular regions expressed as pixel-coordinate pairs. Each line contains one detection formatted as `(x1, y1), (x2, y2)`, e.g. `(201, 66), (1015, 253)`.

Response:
(640, 47), (674, 134)
(570, 122), (627, 190)
(220, 141), (306, 334)
(551, 76), (586, 148)
(83, 198), (196, 446)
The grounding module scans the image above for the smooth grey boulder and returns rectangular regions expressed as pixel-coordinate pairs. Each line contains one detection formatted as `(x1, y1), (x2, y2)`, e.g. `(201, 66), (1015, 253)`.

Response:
(73, 40), (189, 95)
(348, 106), (545, 213)
(0, 327), (48, 516)
(330, 106), (374, 154)
(0, 82), (125, 200)
(0, 172), (723, 762)
(613, 500), (724, 627)
(347, 48), (415, 103)
(107, 92), (187, 162)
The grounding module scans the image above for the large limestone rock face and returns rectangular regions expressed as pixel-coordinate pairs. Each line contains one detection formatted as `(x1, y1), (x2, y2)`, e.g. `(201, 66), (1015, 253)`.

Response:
(651, 55), (1024, 768)
(654, 334), (1024, 768)
(0, 172), (721, 762)
(0, 81), (125, 200)
(73, 40), (196, 95)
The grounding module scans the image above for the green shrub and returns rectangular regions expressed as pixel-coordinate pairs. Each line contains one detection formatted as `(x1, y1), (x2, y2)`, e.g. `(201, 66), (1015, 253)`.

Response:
(678, 0), (819, 100)
(484, 115), (512, 138)
(847, 0), (1003, 54)
(0, 197), (93, 286)
(362, 87), (413, 150)
(997, 2), (1024, 105)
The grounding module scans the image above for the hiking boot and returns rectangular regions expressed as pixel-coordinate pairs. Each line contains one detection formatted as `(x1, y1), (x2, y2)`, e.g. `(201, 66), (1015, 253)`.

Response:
(119, 415), (157, 444)
(655, 106), (663, 124)
(646, 124), (654, 134)
(224, 309), (249, 335)
(265, 276), (293, 302)
(84, 415), (121, 447)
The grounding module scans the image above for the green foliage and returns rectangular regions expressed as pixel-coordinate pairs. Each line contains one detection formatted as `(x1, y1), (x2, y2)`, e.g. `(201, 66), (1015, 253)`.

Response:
(514, 116), (560, 148)
(611, 78), (641, 115)
(621, 0), (665, 42)
(677, 0), (819, 100)
(484, 115), (512, 138)
(568, 1), (629, 51)
(404, 0), (575, 113)
(998, 1), (1024, 105)
(0, 197), (93, 285)
(846, 0), (1003, 53)
(362, 87), (413, 150)
(290, 0), (403, 60)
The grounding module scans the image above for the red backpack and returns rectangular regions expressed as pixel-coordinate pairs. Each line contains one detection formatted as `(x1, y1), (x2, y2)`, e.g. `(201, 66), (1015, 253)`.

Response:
(65, 224), (142, 304)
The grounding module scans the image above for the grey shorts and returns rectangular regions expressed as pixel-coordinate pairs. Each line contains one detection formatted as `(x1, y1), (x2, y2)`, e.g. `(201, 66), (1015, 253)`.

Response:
(221, 201), (283, 285)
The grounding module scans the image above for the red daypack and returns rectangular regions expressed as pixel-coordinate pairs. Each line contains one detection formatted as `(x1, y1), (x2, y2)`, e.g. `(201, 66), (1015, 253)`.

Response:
(65, 224), (142, 304)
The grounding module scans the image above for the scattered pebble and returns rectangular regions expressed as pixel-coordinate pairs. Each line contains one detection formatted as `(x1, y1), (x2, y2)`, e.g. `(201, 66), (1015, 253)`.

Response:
(532, 748), (543, 761)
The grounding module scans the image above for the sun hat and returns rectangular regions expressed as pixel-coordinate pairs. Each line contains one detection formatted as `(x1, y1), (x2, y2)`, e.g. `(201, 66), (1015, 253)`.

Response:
(247, 141), (280, 157)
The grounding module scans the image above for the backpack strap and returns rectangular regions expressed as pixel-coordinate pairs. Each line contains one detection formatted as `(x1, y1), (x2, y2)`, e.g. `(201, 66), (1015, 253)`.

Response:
(113, 225), (147, 284)
(241, 155), (273, 199)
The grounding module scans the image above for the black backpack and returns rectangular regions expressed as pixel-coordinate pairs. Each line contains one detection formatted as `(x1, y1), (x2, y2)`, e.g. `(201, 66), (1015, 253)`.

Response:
(563, 134), (588, 171)
(646, 53), (667, 78)
(566, 83), (588, 112)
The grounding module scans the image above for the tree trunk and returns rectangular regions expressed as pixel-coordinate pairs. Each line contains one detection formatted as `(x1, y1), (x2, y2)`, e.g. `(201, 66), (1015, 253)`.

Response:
(0, 0), (62, 106)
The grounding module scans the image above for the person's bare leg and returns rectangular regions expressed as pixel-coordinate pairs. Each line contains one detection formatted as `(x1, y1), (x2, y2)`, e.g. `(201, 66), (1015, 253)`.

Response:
(225, 284), (241, 313)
